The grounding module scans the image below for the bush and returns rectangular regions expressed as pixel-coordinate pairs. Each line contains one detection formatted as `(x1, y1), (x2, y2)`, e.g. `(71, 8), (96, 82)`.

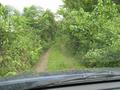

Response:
(61, 0), (120, 67)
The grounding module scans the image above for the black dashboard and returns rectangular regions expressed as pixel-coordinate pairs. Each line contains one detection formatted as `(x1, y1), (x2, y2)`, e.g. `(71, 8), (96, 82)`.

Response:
(47, 82), (120, 90)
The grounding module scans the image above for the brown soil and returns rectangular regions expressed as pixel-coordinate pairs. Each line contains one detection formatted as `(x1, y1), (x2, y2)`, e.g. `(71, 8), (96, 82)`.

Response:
(35, 49), (50, 73)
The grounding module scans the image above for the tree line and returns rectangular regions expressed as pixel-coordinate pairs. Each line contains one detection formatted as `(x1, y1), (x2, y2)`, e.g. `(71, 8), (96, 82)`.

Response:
(60, 0), (120, 67)
(0, 0), (120, 76)
(0, 5), (57, 76)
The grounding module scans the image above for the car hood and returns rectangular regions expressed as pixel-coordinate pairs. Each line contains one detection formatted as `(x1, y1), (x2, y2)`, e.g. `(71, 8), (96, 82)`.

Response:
(0, 68), (120, 90)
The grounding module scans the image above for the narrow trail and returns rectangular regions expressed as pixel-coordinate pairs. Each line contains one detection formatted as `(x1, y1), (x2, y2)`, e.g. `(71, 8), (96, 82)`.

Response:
(35, 49), (50, 73)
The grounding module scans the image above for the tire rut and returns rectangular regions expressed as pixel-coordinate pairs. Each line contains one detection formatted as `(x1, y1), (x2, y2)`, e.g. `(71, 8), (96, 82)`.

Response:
(35, 49), (50, 73)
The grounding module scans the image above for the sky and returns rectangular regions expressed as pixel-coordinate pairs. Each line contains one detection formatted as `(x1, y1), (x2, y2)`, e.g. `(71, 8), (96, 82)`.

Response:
(0, 0), (63, 13)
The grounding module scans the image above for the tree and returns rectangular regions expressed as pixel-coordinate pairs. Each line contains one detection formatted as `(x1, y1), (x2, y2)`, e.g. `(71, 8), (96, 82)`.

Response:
(24, 6), (57, 49)
(0, 4), (57, 76)
(23, 5), (44, 29)
(63, 0), (97, 12)
(60, 0), (120, 67)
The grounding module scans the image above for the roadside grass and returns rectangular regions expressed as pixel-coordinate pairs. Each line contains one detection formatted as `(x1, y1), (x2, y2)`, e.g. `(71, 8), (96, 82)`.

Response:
(47, 44), (85, 72)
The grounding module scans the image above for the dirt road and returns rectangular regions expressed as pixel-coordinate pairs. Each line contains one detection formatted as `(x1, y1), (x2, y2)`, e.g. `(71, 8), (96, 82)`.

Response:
(35, 49), (50, 73)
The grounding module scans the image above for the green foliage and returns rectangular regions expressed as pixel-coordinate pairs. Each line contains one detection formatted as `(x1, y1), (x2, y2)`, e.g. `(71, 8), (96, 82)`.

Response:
(63, 0), (120, 12)
(63, 0), (97, 12)
(0, 0), (120, 76)
(24, 6), (57, 49)
(61, 0), (120, 67)
(0, 4), (56, 76)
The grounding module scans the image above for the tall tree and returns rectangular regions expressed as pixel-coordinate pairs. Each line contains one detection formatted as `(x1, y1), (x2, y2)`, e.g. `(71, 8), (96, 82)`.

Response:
(63, 0), (97, 12)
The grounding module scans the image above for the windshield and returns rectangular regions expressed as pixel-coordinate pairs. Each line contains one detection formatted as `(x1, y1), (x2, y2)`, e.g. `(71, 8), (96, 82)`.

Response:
(0, 0), (120, 80)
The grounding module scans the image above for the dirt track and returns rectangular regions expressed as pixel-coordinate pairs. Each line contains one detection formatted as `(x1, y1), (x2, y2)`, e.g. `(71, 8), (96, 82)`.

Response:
(35, 49), (50, 73)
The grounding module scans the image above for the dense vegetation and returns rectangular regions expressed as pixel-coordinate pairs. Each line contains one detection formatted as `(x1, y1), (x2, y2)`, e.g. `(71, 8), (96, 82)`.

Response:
(0, 5), (57, 76)
(0, 0), (120, 76)
(60, 0), (120, 67)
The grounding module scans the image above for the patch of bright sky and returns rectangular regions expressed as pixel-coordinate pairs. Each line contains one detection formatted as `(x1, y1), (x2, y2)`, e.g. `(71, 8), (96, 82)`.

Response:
(0, 0), (63, 13)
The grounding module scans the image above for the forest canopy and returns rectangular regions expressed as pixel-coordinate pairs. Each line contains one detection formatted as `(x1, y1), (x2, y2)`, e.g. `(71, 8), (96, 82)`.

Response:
(0, 0), (120, 76)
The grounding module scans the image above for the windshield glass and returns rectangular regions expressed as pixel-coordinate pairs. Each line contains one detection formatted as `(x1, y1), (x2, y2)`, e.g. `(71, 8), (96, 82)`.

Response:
(0, 0), (120, 78)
